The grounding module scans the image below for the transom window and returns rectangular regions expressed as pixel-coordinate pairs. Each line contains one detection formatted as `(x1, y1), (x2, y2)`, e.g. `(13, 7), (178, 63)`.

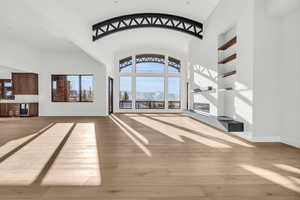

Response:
(119, 56), (132, 73)
(119, 54), (181, 110)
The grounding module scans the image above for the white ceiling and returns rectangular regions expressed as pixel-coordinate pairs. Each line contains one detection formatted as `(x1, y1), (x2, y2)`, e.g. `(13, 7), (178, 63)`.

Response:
(58, 0), (221, 24)
(0, 1), (79, 52)
(0, 0), (221, 64)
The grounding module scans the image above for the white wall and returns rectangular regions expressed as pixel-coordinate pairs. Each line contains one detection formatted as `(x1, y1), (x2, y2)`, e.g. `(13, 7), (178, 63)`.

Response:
(188, 0), (300, 147)
(38, 51), (107, 116)
(0, 41), (41, 104)
(252, 0), (281, 141)
(280, 7), (300, 148)
(0, 39), (108, 116)
(188, 0), (254, 140)
(0, 39), (40, 72)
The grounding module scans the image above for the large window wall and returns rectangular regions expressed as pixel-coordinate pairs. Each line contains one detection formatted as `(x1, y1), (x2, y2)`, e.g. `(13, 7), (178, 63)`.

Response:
(119, 54), (182, 111)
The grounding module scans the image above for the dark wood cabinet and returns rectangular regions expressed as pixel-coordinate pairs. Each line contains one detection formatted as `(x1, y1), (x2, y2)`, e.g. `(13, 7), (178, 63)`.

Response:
(12, 73), (38, 95)
(0, 103), (38, 117)
(28, 103), (39, 116)
(0, 103), (8, 116)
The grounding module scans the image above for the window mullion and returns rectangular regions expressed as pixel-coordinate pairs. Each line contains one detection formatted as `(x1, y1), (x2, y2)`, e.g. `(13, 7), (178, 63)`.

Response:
(79, 75), (82, 102)
(132, 54), (136, 110)
(164, 55), (168, 110)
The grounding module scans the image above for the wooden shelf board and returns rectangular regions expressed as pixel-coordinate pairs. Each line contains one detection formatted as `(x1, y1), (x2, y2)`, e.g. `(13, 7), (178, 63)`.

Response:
(218, 36), (237, 51)
(218, 53), (237, 64)
(222, 70), (237, 78)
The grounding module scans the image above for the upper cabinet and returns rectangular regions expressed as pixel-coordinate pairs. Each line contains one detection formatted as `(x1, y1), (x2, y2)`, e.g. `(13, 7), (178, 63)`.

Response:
(12, 73), (38, 95)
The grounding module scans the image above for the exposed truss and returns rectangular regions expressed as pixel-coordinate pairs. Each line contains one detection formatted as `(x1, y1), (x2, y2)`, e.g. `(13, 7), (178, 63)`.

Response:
(168, 57), (181, 72)
(119, 56), (133, 71)
(136, 54), (165, 64)
(92, 13), (203, 41)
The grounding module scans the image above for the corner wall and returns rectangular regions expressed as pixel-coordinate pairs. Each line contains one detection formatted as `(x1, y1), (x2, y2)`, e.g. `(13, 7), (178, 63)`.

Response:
(188, 0), (300, 147)
(280, 7), (300, 148)
(188, 0), (255, 140)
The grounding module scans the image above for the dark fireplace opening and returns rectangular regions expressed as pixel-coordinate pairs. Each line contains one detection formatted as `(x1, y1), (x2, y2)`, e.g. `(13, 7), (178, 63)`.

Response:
(193, 103), (210, 113)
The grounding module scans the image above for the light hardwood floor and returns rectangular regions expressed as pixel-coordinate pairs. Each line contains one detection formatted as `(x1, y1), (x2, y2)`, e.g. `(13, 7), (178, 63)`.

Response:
(0, 114), (300, 200)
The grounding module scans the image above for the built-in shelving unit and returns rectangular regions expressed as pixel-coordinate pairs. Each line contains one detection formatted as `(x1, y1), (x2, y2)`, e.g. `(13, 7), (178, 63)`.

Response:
(217, 26), (238, 117)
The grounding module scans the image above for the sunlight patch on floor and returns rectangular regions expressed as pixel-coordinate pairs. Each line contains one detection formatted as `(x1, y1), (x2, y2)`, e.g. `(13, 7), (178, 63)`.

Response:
(130, 116), (231, 148)
(153, 116), (254, 148)
(110, 115), (151, 157)
(0, 123), (73, 185)
(41, 123), (101, 186)
(111, 115), (149, 145)
(274, 164), (300, 174)
(241, 164), (300, 193)
(0, 123), (54, 158)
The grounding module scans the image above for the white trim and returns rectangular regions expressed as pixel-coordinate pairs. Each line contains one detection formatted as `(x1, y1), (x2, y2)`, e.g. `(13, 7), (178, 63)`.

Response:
(282, 138), (300, 149)
(251, 136), (281, 143)
(231, 132), (281, 143)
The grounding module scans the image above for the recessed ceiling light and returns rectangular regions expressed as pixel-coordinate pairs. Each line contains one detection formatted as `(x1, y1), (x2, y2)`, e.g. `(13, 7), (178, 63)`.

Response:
(114, 0), (118, 3)
(186, 1), (191, 5)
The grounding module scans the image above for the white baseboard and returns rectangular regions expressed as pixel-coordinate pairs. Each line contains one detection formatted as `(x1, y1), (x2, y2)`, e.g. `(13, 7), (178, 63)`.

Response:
(231, 132), (281, 143)
(282, 138), (300, 149)
(251, 136), (281, 142)
(231, 132), (253, 141)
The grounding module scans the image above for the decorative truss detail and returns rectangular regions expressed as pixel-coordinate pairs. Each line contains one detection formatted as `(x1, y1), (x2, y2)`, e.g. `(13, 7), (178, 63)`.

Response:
(119, 56), (133, 71)
(168, 57), (181, 72)
(136, 54), (165, 64)
(92, 13), (203, 41)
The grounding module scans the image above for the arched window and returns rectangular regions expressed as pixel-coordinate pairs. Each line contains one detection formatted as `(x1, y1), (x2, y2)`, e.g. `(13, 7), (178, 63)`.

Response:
(119, 54), (181, 110)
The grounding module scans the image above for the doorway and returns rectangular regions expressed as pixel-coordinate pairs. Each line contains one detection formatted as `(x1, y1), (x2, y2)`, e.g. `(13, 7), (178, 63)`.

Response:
(108, 77), (113, 114)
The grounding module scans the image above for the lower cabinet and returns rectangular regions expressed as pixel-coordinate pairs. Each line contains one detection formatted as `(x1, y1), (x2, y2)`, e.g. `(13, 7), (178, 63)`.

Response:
(0, 103), (38, 117)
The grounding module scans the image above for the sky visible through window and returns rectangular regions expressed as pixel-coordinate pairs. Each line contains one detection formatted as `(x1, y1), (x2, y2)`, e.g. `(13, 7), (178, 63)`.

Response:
(136, 62), (164, 73)
(120, 63), (180, 98)
(136, 77), (164, 101)
(168, 77), (180, 101)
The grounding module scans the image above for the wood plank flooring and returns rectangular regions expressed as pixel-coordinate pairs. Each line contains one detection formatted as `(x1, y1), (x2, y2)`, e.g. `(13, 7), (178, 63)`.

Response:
(0, 114), (299, 199)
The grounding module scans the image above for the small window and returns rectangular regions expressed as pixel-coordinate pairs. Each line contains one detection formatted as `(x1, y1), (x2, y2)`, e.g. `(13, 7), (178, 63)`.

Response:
(119, 56), (132, 72)
(52, 75), (93, 102)
(136, 54), (165, 73)
(168, 57), (181, 73)
(119, 76), (132, 109)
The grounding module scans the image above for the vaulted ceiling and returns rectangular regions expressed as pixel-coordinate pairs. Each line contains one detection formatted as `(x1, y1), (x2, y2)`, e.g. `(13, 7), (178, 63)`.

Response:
(0, 0), (221, 65)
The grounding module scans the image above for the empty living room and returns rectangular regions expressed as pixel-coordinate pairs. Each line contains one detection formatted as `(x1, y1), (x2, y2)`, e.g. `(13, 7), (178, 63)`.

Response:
(0, 0), (300, 199)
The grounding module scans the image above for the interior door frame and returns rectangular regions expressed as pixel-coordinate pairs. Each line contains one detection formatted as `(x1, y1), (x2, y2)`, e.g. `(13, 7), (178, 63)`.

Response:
(108, 77), (114, 114)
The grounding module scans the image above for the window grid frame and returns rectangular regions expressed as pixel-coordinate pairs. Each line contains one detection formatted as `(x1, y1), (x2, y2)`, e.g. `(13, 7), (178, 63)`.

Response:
(51, 74), (94, 103)
(118, 54), (182, 111)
